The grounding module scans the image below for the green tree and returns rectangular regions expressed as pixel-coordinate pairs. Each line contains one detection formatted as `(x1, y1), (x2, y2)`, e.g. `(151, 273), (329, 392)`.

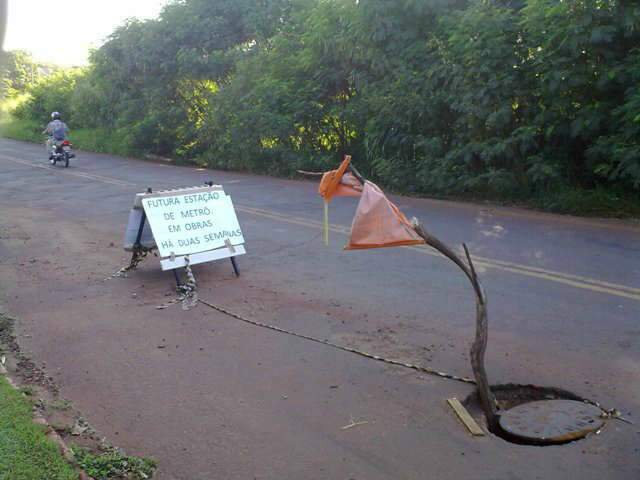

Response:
(8, 0), (640, 210)
(13, 69), (80, 124)
(0, 50), (40, 97)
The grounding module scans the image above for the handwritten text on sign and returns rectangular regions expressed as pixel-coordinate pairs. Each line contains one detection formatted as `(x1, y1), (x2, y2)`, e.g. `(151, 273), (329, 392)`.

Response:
(142, 190), (244, 258)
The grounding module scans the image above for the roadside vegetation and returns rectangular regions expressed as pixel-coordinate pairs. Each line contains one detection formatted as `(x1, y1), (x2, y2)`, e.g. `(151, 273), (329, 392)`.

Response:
(0, 375), (77, 480)
(0, 310), (157, 479)
(72, 447), (156, 480)
(1, 1), (639, 216)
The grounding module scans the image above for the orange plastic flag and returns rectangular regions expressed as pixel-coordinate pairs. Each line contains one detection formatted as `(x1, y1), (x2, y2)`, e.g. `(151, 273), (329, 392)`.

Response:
(318, 155), (362, 201)
(333, 172), (362, 197)
(318, 155), (362, 245)
(345, 181), (425, 250)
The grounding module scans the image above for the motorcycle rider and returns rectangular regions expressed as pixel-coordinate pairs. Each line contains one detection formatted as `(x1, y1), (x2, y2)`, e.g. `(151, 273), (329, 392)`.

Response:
(43, 112), (69, 159)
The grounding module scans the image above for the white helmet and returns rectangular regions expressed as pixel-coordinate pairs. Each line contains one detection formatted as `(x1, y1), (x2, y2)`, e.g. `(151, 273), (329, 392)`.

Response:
(51, 112), (61, 120)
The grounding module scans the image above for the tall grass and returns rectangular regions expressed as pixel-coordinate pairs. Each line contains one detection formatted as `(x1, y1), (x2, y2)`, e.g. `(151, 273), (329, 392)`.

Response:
(68, 128), (133, 157)
(0, 101), (132, 158)
(0, 95), (42, 143)
(0, 116), (41, 143)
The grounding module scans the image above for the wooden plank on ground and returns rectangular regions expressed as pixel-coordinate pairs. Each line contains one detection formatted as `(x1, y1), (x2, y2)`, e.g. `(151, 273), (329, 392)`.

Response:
(447, 398), (485, 436)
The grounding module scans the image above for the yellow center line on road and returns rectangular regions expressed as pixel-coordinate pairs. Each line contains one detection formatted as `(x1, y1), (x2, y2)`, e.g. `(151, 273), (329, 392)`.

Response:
(457, 253), (640, 295)
(236, 205), (640, 302)
(2, 152), (638, 301)
(0, 154), (136, 187)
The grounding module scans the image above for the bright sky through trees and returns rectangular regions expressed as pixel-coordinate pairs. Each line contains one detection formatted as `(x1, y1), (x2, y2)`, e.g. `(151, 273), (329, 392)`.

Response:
(4, 0), (168, 66)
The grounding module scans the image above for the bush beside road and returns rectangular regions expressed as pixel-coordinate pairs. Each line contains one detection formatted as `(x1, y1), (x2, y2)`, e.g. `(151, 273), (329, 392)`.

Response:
(2, 1), (640, 218)
(1, 109), (638, 219)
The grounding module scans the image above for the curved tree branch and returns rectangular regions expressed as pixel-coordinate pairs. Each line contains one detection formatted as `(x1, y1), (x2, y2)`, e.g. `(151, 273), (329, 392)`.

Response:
(413, 222), (498, 429)
(340, 163), (498, 428)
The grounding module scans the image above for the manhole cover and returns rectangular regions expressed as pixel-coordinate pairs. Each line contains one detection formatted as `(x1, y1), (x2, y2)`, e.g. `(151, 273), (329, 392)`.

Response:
(499, 399), (604, 444)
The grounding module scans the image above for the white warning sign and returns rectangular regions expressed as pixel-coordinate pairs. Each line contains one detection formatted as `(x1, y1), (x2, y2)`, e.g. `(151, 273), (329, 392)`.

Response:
(141, 188), (244, 258)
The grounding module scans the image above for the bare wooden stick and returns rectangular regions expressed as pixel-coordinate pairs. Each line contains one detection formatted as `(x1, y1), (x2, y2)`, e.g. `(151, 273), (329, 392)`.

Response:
(298, 163), (364, 182)
(414, 223), (497, 429)
(462, 244), (478, 287)
(341, 417), (369, 430)
(338, 161), (498, 428)
(461, 243), (497, 424)
(347, 164), (365, 185)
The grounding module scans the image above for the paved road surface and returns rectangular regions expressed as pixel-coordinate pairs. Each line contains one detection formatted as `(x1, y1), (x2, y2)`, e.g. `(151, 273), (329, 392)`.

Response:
(0, 138), (638, 479)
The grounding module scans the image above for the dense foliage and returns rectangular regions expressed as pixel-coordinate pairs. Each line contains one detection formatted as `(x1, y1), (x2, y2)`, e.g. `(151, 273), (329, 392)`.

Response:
(9, 0), (640, 206)
(0, 50), (45, 97)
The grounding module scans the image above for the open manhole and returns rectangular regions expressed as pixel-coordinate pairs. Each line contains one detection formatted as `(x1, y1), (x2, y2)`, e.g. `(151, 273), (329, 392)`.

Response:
(465, 384), (607, 446)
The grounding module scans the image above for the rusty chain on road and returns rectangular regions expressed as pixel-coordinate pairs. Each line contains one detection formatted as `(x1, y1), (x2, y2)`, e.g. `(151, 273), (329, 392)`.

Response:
(114, 253), (476, 384)
(196, 297), (476, 385)
(196, 297), (633, 424)
(111, 257), (633, 424)
(177, 258), (199, 310)
(108, 249), (151, 279)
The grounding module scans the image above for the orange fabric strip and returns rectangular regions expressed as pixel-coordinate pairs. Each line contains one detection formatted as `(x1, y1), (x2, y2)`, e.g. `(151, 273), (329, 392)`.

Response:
(345, 181), (425, 250)
(318, 155), (359, 201)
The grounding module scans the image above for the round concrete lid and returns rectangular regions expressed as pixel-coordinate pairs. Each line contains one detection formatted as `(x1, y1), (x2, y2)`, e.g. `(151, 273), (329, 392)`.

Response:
(499, 399), (605, 444)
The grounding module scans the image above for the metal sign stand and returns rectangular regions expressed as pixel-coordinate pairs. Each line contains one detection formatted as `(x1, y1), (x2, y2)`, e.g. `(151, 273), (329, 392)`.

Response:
(129, 183), (240, 288)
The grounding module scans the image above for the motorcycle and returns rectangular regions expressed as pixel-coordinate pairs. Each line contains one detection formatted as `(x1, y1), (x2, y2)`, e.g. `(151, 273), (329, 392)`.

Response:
(49, 139), (75, 167)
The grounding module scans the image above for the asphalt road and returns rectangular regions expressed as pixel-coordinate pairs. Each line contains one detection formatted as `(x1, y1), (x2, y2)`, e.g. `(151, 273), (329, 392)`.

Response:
(0, 138), (638, 479)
